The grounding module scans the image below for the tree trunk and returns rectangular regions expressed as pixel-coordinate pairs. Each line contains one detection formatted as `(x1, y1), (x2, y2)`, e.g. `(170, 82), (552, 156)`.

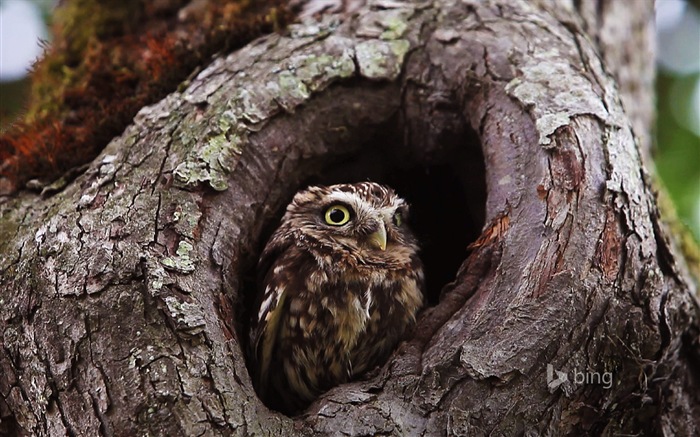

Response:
(1, 0), (698, 435)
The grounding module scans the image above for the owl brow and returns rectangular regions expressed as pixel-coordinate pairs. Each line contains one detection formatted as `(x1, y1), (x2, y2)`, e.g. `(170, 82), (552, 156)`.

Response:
(325, 191), (367, 209)
(322, 200), (353, 210)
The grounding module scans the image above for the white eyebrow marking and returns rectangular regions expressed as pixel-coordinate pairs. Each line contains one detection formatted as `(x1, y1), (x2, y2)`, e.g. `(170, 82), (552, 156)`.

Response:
(326, 192), (370, 209)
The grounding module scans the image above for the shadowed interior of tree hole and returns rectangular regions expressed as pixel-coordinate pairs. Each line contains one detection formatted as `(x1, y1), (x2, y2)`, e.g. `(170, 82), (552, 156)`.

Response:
(300, 119), (487, 304)
(238, 114), (485, 410)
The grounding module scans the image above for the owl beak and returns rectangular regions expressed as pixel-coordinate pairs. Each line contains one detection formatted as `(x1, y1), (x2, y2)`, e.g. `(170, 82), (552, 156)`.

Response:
(368, 222), (387, 251)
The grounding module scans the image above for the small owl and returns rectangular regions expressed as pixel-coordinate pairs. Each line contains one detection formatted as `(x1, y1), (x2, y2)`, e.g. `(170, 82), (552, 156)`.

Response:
(251, 182), (424, 413)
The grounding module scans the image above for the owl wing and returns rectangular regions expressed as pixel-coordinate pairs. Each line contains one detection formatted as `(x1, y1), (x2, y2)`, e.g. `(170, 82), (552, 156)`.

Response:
(252, 230), (293, 397)
(253, 274), (288, 398)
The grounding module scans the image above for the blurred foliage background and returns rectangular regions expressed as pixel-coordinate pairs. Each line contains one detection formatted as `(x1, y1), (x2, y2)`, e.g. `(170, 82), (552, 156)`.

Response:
(656, 0), (700, 244)
(1, 0), (699, 243)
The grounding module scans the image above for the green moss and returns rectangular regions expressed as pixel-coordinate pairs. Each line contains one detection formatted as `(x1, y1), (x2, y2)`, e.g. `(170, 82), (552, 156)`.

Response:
(1, 0), (290, 192)
(59, 0), (143, 56)
(27, 0), (144, 121)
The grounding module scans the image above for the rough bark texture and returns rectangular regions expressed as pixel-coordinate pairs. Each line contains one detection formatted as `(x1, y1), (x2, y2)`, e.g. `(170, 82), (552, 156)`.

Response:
(1, 0), (698, 436)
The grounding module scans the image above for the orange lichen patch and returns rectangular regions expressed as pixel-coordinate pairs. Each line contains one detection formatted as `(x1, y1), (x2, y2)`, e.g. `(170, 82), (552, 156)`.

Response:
(536, 184), (547, 200)
(0, 0), (291, 195)
(469, 212), (510, 250)
(595, 209), (623, 281)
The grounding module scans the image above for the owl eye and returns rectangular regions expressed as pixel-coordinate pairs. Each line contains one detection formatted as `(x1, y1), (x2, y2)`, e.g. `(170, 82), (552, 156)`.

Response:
(393, 211), (403, 226)
(324, 205), (351, 226)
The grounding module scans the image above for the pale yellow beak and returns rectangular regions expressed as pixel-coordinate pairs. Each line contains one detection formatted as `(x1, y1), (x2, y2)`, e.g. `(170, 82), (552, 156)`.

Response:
(368, 222), (387, 251)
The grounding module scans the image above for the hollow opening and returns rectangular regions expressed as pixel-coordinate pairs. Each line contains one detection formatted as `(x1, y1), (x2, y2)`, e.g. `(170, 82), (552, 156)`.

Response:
(239, 112), (485, 412)
(295, 117), (486, 303)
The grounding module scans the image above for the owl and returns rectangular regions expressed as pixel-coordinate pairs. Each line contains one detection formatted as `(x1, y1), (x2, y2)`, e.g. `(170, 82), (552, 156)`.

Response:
(251, 182), (424, 413)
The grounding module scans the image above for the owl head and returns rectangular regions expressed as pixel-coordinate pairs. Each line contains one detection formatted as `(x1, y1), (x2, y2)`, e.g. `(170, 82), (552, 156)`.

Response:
(273, 182), (419, 265)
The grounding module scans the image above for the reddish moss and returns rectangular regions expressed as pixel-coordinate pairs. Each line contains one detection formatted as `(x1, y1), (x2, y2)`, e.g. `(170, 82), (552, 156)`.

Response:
(0, 0), (291, 195)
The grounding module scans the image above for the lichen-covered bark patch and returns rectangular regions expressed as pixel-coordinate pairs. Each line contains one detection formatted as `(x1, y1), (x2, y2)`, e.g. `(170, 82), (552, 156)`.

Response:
(356, 39), (410, 80)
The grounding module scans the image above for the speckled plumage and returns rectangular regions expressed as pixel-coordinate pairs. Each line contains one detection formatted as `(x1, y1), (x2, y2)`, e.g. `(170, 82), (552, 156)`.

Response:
(251, 182), (424, 413)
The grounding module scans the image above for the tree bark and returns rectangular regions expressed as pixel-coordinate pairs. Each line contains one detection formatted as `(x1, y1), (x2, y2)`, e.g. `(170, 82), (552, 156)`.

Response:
(1, 0), (698, 436)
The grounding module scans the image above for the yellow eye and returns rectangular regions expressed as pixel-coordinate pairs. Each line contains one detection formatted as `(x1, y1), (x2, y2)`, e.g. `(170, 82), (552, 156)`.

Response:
(324, 205), (351, 226)
(393, 211), (403, 226)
